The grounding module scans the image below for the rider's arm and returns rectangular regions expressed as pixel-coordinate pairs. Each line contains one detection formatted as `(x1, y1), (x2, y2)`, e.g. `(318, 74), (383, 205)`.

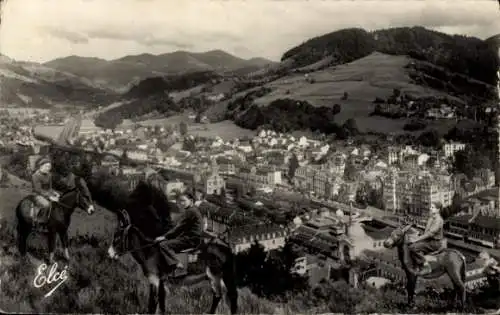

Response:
(162, 209), (202, 240)
(32, 173), (52, 198)
(416, 216), (443, 242)
(468, 208), (480, 223)
(161, 212), (190, 240)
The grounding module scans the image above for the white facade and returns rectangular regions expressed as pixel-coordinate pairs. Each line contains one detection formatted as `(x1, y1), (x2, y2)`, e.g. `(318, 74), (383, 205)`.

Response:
(443, 142), (466, 158)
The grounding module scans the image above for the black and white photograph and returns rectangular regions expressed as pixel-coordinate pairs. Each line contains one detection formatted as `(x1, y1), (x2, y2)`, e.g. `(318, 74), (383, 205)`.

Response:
(0, 0), (499, 313)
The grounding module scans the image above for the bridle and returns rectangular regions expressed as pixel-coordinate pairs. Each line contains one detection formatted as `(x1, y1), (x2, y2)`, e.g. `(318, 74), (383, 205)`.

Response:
(112, 209), (165, 256)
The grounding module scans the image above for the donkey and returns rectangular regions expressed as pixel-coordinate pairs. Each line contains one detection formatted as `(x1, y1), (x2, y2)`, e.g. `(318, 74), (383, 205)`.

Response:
(383, 224), (467, 310)
(16, 176), (96, 262)
(107, 209), (238, 315)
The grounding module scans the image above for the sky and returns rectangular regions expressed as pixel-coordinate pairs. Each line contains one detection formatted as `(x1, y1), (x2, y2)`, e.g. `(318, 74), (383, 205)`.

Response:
(0, 0), (499, 63)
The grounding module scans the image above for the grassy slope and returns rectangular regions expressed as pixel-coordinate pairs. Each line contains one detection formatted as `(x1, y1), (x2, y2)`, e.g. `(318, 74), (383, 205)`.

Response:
(98, 52), (462, 134)
(203, 52), (464, 134)
(0, 184), (277, 314)
(250, 52), (457, 132)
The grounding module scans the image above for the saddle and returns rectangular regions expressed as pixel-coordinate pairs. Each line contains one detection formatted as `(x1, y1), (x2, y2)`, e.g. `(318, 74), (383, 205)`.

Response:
(423, 239), (448, 263)
(29, 196), (52, 226)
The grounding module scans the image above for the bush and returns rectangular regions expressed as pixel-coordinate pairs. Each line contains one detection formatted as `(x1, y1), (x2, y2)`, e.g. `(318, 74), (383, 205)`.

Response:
(403, 120), (427, 131)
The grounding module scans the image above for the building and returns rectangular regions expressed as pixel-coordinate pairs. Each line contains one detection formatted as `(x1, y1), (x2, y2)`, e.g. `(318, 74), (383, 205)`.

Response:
(229, 224), (288, 253)
(386, 146), (400, 165)
(443, 142), (466, 158)
(291, 254), (338, 286)
(237, 166), (282, 188)
(200, 204), (261, 235)
(216, 157), (237, 176)
(447, 214), (500, 248)
(101, 155), (120, 169)
(294, 165), (342, 199)
(164, 180), (186, 199)
(159, 168), (199, 187)
(200, 171), (225, 195)
(383, 170), (454, 217)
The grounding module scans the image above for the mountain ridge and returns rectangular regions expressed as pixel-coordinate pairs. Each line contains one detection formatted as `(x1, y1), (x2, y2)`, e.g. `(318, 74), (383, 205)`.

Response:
(0, 56), (119, 108)
(44, 50), (276, 91)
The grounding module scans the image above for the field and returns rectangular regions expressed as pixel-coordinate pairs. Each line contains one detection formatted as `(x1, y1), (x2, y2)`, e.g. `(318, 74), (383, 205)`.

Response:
(35, 115), (255, 142)
(235, 52), (459, 133)
(122, 116), (256, 140)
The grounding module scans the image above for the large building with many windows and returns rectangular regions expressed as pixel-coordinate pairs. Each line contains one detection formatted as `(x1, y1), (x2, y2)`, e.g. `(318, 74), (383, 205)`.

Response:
(382, 170), (454, 217)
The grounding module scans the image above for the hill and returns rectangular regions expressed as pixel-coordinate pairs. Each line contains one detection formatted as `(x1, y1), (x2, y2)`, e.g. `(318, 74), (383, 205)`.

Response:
(211, 27), (498, 134)
(282, 27), (498, 86)
(45, 50), (276, 91)
(219, 52), (463, 134)
(0, 55), (118, 108)
(103, 27), (498, 135)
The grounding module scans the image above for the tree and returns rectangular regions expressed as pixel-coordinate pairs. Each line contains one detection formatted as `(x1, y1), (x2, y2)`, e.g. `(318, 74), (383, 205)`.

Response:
(355, 184), (368, 207)
(219, 187), (227, 206)
(342, 118), (359, 137)
(453, 147), (492, 179)
(182, 137), (196, 152)
(344, 162), (357, 182)
(179, 122), (188, 136)
(417, 129), (441, 148)
(332, 104), (342, 115)
(288, 153), (299, 180)
(236, 241), (267, 295)
(94, 114), (123, 131)
(367, 187), (384, 209)
(120, 149), (129, 165)
(235, 239), (308, 299)
(195, 112), (202, 123)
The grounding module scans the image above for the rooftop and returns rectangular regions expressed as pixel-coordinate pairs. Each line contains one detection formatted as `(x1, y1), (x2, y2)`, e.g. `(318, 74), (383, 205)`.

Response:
(448, 214), (500, 231)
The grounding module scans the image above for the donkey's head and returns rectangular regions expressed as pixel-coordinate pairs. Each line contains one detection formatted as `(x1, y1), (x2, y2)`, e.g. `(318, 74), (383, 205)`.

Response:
(383, 224), (414, 248)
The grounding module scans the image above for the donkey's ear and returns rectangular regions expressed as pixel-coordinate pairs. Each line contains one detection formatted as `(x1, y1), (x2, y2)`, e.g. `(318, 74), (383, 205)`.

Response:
(120, 209), (131, 226)
(116, 210), (125, 227)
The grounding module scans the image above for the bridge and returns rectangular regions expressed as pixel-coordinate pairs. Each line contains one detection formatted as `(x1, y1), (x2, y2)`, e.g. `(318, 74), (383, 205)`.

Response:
(32, 130), (153, 170)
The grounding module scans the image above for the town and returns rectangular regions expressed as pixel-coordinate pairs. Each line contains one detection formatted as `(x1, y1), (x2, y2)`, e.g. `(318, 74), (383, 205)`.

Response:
(1, 106), (499, 294)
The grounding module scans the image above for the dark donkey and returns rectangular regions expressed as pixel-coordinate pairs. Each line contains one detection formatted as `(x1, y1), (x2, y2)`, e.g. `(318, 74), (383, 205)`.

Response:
(383, 224), (467, 310)
(107, 205), (238, 315)
(16, 176), (96, 262)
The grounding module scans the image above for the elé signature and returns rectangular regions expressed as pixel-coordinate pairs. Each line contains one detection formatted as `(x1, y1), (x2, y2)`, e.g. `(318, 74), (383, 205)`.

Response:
(33, 262), (69, 298)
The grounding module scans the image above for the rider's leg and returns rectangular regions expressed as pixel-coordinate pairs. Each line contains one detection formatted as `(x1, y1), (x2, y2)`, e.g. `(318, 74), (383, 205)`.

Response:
(33, 196), (50, 222)
(408, 241), (428, 266)
(162, 239), (195, 275)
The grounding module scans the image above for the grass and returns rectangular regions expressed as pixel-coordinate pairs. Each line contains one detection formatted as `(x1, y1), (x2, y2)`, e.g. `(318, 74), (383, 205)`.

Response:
(35, 115), (255, 143)
(239, 52), (459, 134)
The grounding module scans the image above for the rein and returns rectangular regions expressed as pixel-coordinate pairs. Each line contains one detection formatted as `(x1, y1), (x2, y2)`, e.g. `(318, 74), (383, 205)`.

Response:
(115, 224), (159, 255)
(115, 222), (225, 256)
(53, 188), (79, 209)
